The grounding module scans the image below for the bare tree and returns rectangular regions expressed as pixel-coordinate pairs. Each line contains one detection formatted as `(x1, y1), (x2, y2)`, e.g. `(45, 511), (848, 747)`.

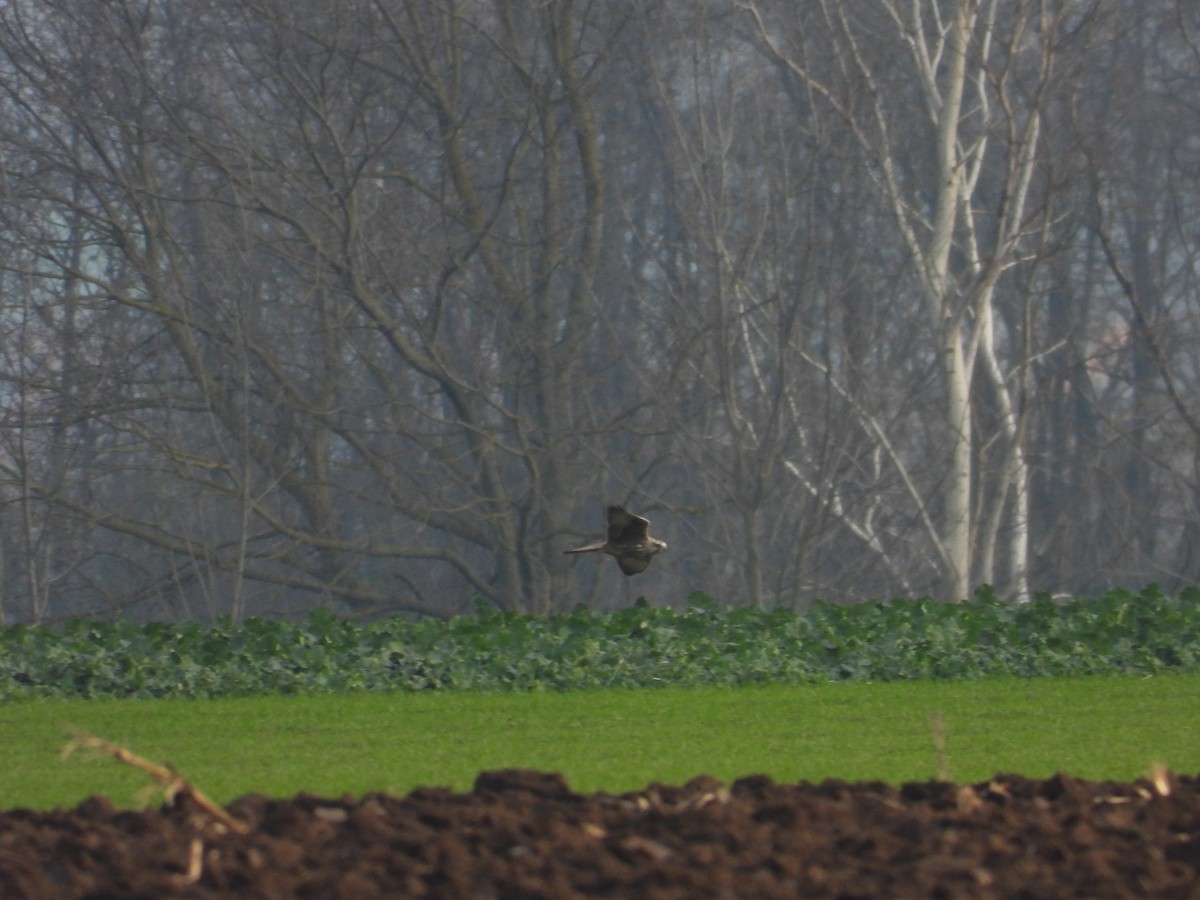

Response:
(738, 0), (1104, 601)
(1073, 0), (1200, 588)
(616, 2), (937, 606)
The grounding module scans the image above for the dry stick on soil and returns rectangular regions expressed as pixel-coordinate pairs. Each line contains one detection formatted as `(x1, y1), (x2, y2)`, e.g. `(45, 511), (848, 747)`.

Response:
(60, 729), (250, 835)
(1149, 762), (1173, 798)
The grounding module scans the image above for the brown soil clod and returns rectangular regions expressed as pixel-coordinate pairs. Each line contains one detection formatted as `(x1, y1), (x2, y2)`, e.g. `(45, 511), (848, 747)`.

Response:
(4, 768), (1200, 898)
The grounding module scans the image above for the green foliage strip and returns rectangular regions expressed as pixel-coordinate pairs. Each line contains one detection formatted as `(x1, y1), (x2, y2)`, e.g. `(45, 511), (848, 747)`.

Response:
(3, 586), (1199, 701)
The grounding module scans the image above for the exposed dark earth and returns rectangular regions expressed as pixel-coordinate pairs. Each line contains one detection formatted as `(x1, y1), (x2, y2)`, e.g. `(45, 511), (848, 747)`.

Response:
(3, 768), (1200, 898)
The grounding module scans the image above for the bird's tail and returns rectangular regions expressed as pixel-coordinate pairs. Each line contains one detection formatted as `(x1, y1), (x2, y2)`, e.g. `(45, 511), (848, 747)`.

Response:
(564, 542), (607, 555)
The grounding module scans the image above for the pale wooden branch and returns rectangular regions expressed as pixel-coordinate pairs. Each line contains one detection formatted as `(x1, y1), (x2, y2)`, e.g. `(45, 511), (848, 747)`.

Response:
(61, 729), (250, 835)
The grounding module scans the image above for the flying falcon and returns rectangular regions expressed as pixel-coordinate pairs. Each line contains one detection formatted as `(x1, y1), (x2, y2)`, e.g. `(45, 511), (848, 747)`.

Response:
(564, 506), (667, 575)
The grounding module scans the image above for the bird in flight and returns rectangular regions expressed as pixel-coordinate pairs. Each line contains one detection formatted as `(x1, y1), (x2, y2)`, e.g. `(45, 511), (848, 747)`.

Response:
(564, 506), (667, 575)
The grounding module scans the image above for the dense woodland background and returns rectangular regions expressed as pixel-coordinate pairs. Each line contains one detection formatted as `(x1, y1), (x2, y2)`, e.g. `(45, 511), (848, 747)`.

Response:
(0, 0), (1198, 623)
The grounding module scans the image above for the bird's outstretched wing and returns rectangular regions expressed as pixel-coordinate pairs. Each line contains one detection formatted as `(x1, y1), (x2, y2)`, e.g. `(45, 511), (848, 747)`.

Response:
(607, 506), (650, 544)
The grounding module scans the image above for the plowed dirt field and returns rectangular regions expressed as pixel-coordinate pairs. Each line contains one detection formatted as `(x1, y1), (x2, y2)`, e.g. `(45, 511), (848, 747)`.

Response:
(3, 768), (1200, 898)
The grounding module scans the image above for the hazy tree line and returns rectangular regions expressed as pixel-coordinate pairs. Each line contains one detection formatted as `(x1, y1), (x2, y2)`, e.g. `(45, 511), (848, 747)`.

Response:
(0, 0), (1197, 623)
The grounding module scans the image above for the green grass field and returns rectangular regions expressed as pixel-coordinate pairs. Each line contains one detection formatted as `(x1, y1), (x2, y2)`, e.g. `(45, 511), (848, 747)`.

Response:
(4, 673), (1199, 810)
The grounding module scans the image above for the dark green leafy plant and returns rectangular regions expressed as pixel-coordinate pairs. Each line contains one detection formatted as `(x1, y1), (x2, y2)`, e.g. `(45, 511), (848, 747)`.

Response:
(3, 586), (1199, 701)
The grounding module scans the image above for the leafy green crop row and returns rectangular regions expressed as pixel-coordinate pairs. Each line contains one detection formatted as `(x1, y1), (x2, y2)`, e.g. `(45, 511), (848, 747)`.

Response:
(3, 586), (1199, 701)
